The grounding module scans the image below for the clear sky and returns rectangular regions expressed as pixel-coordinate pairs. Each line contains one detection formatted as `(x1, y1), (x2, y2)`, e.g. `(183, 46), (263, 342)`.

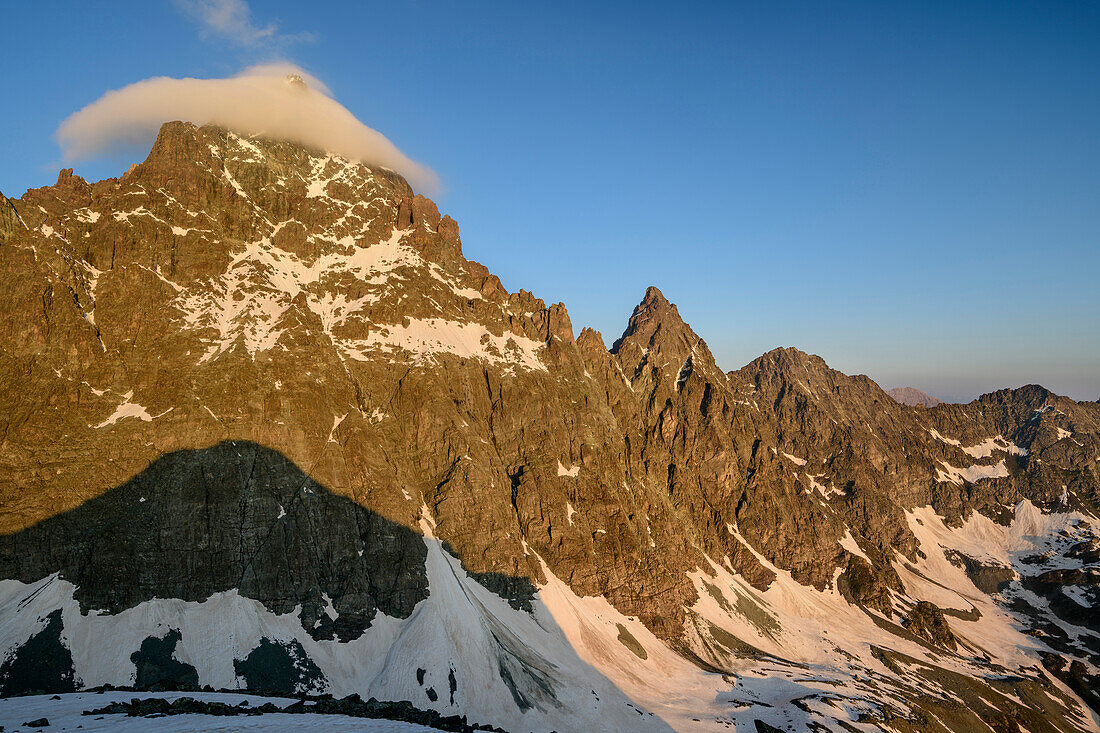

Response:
(3, 1), (1098, 402)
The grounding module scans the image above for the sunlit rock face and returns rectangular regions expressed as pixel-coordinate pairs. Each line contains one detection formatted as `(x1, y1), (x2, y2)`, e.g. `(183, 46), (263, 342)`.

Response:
(0, 123), (1098, 732)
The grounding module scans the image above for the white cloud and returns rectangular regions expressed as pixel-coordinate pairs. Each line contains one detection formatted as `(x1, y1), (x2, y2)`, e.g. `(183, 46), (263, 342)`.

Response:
(55, 63), (437, 192)
(174, 0), (311, 47)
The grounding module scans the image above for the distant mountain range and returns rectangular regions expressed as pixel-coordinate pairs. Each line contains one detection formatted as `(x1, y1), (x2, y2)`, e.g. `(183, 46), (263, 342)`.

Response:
(887, 386), (942, 407)
(0, 120), (1097, 732)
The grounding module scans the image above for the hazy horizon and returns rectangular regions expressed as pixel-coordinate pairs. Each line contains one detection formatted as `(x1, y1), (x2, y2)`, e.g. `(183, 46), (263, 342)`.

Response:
(2, 0), (1096, 402)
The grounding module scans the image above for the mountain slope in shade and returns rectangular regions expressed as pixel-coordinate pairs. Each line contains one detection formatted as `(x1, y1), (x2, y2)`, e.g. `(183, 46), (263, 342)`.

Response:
(0, 121), (1098, 732)
(887, 386), (942, 407)
(0, 692), (445, 732)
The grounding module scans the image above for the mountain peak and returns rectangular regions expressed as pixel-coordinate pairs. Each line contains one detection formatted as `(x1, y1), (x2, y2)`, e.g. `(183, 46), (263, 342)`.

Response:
(748, 346), (828, 374)
(886, 386), (941, 408)
(608, 285), (725, 394)
(612, 285), (697, 353)
(735, 346), (899, 417)
(640, 284), (669, 307)
(133, 120), (214, 178)
(2, 122), (546, 375)
(284, 73), (309, 91)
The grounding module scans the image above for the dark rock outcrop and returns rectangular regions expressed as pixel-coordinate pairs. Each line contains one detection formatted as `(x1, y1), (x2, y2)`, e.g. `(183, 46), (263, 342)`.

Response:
(0, 610), (77, 696)
(903, 601), (958, 651)
(132, 630), (199, 691)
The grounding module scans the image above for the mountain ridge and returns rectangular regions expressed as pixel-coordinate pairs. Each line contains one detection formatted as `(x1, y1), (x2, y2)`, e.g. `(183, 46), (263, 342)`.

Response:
(0, 122), (1097, 732)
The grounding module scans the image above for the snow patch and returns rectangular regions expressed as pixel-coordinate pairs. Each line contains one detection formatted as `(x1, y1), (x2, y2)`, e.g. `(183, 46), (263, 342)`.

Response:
(557, 461), (580, 478)
(961, 435), (1027, 459)
(839, 530), (871, 563)
(345, 318), (547, 373)
(935, 459), (1009, 485)
(928, 428), (961, 447)
(94, 392), (170, 428)
(174, 227), (422, 362)
(327, 413), (348, 443)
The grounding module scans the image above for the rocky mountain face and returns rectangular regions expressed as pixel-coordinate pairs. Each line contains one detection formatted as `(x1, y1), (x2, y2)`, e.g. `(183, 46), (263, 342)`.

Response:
(887, 387), (942, 408)
(1, 122), (1098, 732)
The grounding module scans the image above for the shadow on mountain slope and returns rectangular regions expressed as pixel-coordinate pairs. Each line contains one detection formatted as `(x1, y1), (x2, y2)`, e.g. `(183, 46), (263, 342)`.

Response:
(0, 441), (678, 731)
(0, 441), (433, 641)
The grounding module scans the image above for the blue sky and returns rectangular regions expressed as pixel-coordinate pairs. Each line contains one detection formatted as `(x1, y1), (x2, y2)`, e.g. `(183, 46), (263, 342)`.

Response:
(3, 1), (1098, 401)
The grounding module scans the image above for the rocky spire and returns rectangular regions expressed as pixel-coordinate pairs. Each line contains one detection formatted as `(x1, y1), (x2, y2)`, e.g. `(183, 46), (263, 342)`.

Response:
(612, 286), (696, 352)
(611, 286), (720, 394)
